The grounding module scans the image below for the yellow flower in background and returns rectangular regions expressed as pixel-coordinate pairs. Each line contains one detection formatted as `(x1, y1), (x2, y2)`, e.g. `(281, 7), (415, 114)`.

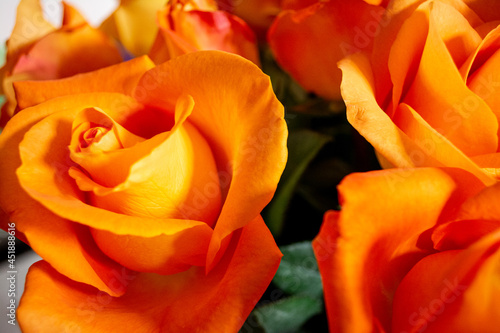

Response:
(99, 0), (167, 56)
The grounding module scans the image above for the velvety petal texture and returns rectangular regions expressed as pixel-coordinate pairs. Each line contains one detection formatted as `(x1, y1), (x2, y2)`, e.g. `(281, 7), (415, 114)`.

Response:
(0, 51), (287, 332)
(314, 167), (500, 333)
(341, 0), (500, 183)
(0, 0), (122, 126)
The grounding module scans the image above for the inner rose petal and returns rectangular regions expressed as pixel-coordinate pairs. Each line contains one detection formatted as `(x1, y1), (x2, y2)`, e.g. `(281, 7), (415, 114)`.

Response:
(67, 95), (222, 274)
(68, 95), (222, 226)
(69, 107), (145, 187)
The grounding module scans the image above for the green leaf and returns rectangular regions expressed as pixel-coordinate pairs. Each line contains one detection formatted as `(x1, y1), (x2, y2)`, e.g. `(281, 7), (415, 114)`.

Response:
(273, 241), (323, 298)
(265, 130), (330, 235)
(253, 295), (322, 333)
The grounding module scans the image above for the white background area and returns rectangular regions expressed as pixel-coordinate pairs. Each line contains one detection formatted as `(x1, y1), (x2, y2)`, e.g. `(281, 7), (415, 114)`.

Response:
(0, 1), (119, 332)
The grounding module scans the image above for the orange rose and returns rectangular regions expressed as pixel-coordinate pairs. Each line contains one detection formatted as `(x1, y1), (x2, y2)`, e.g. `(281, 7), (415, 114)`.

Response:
(0, 51), (287, 332)
(149, 0), (260, 66)
(0, 0), (122, 126)
(268, 0), (386, 100)
(341, 0), (500, 185)
(313, 167), (500, 333)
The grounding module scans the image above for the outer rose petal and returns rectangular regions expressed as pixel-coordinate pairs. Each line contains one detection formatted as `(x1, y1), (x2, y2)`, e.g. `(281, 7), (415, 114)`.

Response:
(392, 230), (500, 333)
(18, 216), (281, 333)
(312, 168), (485, 332)
(14, 56), (155, 110)
(134, 51), (288, 269)
(268, 0), (384, 100)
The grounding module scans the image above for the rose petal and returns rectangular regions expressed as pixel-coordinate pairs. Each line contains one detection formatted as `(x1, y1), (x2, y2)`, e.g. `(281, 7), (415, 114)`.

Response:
(150, 7), (260, 65)
(471, 152), (500, 178)
(0, 2), (122, 124)
(467, 47), (500, 140)
(99, 0), (166, 55)
(460, 25), (500, 80)
(14, 93), (211, 239)
(388, 1), (481, 113)
(463, 0), (500, 22)
(11, 24), (122, 81)
(13, 56), (155, 110)
(0, 96), (135, 296)
(218, 0), (281, 37)
(2, 0), (54, 74)
(68, 94), (221, 225)
(312, 168), (484, 332)
(427, 1), (481, 67)
(91, 223), (213, 275)
(340, 52), (443, 170)
(0, 0), (54, 121)
(134, 51), (287, 269)
(17, 216), (281, 332)
(387, 6), (428, 115)
(268, 0), (384, 100)
(149, 8), (199, 62)
(432, 219), (499, 251)
(371, 0), (483, 105)
(402, 2), (497, 156)
(392, 230), (500, 333)
(393, 103), (495, 185)
(61, 2), (86, 26)
(455, 179), (500, 222)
